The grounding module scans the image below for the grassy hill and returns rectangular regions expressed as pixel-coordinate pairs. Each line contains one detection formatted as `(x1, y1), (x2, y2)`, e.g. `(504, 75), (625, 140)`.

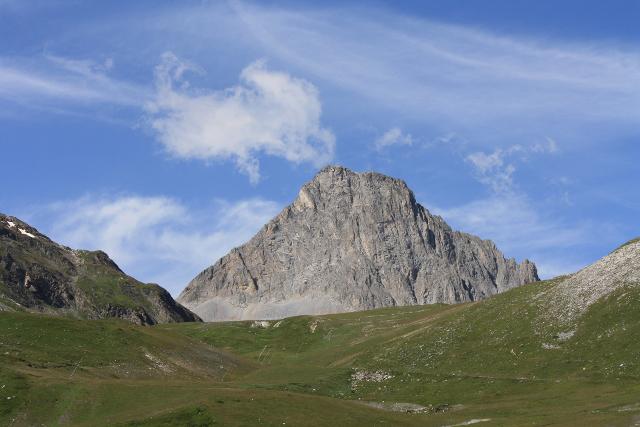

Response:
(159, 278), (640, 426)
(1, 241), (640, 425)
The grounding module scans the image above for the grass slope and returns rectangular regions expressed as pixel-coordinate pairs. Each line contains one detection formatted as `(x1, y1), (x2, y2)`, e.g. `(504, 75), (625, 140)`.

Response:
(74, 250), (161, 312)
(2, 277), (640, 426)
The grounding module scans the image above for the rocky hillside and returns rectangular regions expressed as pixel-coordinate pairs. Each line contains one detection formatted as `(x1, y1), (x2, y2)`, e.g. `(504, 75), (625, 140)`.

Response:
(0, 213), (200, 325)
(542, 237), (640, 323)
(179, 165), (538, 321)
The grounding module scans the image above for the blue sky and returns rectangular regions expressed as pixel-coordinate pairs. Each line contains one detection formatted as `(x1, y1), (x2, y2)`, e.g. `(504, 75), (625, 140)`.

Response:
(1, 0), (639, 295)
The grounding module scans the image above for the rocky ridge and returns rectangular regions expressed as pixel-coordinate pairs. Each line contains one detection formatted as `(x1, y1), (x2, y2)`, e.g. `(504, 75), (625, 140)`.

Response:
(0, 213), (200, 325)
(179, 165), (538, 321)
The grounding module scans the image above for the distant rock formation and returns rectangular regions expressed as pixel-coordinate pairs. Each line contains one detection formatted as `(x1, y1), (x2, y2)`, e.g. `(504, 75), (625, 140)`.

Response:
(0, 213), (200, 325)
(179, 165), (538, 321)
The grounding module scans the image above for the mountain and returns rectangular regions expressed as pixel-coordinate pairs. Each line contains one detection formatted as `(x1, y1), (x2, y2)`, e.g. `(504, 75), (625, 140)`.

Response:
(0, 213), (200, 325)
(179, 165), (538, 321)
(2, 237), (639, 426)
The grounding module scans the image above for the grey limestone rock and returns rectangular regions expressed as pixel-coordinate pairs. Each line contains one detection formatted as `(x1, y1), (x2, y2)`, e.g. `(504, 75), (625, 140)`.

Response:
(178, 166), (538, 321)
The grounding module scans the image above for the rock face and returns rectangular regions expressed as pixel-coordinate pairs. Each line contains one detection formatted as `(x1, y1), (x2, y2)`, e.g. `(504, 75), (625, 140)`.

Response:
(0, 213), (200, 325)
(179, 166), (538, 321)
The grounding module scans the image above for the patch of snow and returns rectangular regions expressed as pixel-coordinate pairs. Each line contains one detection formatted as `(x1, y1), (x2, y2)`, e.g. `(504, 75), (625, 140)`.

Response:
(542, 343), (560, 350)
(18, 228), (36, 238)
(5, 221), (15, 228)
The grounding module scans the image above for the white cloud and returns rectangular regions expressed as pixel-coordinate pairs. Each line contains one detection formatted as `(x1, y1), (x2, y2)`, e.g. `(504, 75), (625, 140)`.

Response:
(1, 51), (335, 181)
(374, 127), (413, 151)
(465, 149), (515, 193)
(466, 150), (505, 173)
(146, 52), (335, 183)
(465, 140), (559, 193)
(45, 195), (281, 295)
(531, 137), (558, 154)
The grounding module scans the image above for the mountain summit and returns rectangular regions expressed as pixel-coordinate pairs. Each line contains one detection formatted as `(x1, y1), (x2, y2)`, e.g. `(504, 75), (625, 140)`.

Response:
(179, 166), (538, 321)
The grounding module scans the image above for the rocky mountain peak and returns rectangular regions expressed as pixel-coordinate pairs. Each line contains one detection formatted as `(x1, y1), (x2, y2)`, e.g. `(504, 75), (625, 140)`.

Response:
(293, 165), (418, 218)
(178, 166), (538, 321)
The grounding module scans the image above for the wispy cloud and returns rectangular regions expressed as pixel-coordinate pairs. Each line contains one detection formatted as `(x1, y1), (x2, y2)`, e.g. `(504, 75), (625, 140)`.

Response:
(43, 195), (282, 295)
(374, 127), (413, 151)
(146, 52), (335, 183)
(431, 137), (608, 278)
(4, 2), (639, 151)
(0, 55), (147, 107)
(430, 192), (612, 278)
(4, 2), (638, 158)
(466, 150), (516, 194)
(232, 2), (640, 146)
(465, 138), (559, 193)
(434, 194), (586, 252)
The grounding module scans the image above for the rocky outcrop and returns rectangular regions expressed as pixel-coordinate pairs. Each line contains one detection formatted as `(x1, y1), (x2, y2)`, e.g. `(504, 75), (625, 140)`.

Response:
(0, 213), (200, 325)
(179, 165), (538, 321)
(542, 238), (640, 323)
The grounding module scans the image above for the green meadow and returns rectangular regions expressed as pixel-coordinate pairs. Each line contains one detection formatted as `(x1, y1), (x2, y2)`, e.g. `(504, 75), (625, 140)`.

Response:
(2, 277), (640, 426)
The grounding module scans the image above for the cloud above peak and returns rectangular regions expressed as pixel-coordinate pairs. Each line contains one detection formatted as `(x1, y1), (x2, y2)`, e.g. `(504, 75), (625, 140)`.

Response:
(466, 150), (515, 194)
(374, 127), (413, 151)
(146, 53), (335, 183)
